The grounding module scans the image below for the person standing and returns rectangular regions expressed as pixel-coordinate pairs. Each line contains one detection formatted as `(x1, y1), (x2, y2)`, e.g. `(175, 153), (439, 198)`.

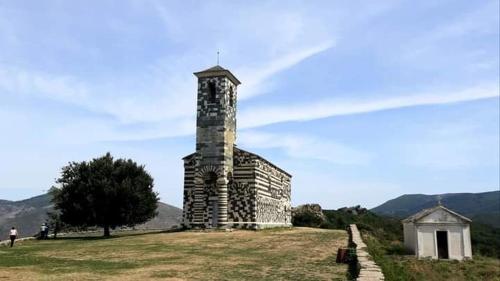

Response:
(44, 223), (49, 239)
(40, 223), (47, 239)
(9, 227), (17, 247)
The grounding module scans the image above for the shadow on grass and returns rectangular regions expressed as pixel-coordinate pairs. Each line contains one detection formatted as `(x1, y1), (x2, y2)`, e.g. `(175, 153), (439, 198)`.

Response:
(52, 228), (182, 241)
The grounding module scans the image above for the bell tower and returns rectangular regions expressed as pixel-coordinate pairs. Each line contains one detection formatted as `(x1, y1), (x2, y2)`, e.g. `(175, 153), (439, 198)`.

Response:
(192, 65), (241, 228)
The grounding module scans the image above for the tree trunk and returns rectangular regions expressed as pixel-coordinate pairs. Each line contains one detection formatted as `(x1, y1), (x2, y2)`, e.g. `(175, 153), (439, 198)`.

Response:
(54, 223), (59, 239)
(104, 225), (110, 237)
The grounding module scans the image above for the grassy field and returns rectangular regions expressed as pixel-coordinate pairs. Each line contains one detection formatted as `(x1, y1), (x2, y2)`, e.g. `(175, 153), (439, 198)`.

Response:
(0, 227), (348, 281)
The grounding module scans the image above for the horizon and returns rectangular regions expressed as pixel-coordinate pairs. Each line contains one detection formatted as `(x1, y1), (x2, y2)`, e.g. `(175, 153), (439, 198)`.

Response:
(0, 1), (499, 209)
(3, 189), (499, 210)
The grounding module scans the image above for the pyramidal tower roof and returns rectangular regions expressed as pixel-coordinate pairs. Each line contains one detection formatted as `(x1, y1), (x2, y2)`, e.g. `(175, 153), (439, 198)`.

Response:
(194, 65), (241, 85)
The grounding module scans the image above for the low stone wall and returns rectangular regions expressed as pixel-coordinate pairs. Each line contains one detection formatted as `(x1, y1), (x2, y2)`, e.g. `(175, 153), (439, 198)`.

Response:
(349, 224), (384, 281)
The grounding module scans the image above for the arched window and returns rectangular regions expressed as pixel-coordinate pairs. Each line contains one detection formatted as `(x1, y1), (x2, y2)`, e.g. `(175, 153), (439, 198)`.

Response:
(229, 86), (234, 107)
(208, 82), (216, 103)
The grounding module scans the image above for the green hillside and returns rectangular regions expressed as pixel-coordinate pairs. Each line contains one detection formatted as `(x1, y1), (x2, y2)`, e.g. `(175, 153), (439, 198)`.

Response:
(320, 209), (500, 280)
(371, 191), (500, 227)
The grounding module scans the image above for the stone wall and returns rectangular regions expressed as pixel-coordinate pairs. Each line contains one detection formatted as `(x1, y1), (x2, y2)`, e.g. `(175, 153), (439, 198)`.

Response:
(182, 147), (292, 229)
(254, 156), (292, 227)
(229, 150), (257, 226)
(182, 154), (196, 225)
(229, 147), (292, 229)
(349, 224), (384, 281)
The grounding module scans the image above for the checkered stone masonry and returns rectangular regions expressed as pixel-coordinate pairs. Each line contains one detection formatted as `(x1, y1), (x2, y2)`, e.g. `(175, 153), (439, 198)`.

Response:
(182, 66), (292, 230)
(228, 182), (254, 222)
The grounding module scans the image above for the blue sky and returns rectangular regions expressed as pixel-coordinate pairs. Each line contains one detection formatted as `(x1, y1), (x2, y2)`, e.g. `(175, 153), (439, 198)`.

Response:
(0, 0), (498, 208)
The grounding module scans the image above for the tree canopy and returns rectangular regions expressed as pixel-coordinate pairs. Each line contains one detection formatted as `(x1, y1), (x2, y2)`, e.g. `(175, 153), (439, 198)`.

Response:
(52, 153), (159, 236)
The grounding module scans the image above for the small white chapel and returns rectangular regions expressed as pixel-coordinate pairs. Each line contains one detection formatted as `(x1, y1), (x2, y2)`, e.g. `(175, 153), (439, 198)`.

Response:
(402, 203), (472, 261)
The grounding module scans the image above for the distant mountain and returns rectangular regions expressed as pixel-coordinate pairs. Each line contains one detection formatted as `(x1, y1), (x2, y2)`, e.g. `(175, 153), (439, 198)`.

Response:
(136, 202), (183, 230)
(371, 191), (500, 228)
(0, 194), (51, 238)
(0, 193), (182, 238)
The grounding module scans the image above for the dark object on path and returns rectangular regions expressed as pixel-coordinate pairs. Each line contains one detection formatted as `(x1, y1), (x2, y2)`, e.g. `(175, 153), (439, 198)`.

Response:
(336, 247), (357, 264)
(9, 227), (17, 247)
(336, 248), (348, 263)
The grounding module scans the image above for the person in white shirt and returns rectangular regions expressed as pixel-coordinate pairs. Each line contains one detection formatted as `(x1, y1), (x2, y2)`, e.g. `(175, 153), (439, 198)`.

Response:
(9, 227), (17, 247)
(40, 223), (48, 239)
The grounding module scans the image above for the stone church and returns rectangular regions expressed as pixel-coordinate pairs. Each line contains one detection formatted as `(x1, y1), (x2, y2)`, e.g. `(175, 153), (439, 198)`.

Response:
(182, 65), (292, 229)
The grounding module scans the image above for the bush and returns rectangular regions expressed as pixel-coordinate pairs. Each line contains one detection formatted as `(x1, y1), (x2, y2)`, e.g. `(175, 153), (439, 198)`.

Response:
(292, 204), (327, 227)
(386, 242), (412, 255)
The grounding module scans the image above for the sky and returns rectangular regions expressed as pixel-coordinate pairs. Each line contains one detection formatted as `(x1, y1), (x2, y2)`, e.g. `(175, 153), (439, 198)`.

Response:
(0, 0), (498, 209)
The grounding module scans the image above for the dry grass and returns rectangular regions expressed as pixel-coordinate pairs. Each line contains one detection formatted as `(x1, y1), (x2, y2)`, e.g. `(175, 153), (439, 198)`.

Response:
(0, 227), (348, 281)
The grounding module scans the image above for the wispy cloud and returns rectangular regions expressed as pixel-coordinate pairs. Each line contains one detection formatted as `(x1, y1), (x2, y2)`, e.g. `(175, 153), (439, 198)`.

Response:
(0, 66), (88, 101)
(239, 83), (499, 128)
(402, 136), (499, 170)
(0, 52), (202, 121)
(400, 119), (499, 170)
(238, 130), (370, 165)
(4, 62), (494, 144)
(0, 0), (338, 127)
(151, 0), (336, 100)
(0, 39), (332, 126)
(236, 41), (335, 99)
(400, 1), (499, 71)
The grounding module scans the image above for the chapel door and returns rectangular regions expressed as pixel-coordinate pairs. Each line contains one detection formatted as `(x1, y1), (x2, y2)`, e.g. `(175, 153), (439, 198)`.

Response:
(436, 231), (449, 259)
(211, 201), (219, 228)
(204, 172), (218, 228)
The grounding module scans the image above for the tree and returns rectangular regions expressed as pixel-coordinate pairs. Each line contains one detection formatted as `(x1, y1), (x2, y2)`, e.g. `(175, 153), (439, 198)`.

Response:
(46, 211), (64, 238)
(46, 187), (67, 238)
(52, 153), (159, 237)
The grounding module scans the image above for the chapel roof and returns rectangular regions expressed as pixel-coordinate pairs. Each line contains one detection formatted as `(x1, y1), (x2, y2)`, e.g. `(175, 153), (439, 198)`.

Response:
(182, 152), (195, 160)
(234, 147), (292, 177)
(402, 204), (472, 224)
(182, 146), (292, 177)
(193, 65), (241, 85)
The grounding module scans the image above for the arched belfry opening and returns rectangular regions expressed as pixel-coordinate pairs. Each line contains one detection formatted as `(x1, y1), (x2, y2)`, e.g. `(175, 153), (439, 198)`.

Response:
(208, 82), (216, 103)
(229, 86), (234, 107)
